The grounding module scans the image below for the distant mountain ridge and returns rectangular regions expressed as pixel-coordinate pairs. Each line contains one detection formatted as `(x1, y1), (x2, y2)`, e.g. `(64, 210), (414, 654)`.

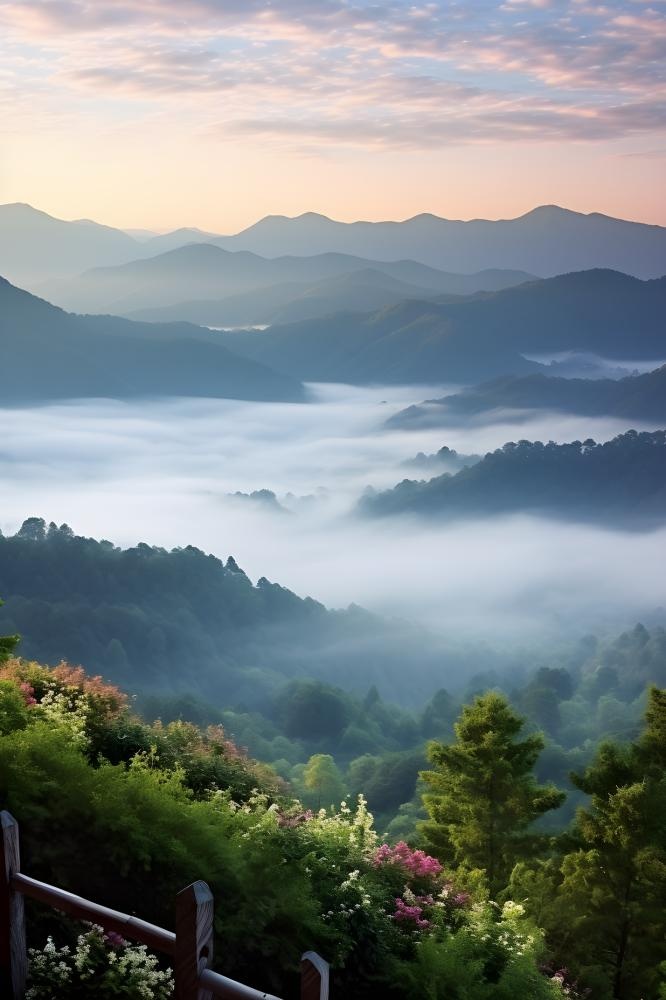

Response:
(388, 366), (666, 429)
(43, 242), (533, 316)
(0, 203), (140, 286)
(217, 270), (666, 386)
(0, 276), (304, 403)
(126, 266), (536, 328)
(209, 206), (666, 279)
(3, 202), (666, 289)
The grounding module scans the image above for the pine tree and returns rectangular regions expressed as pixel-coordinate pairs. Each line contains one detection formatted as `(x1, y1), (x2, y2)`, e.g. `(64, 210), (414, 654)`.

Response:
(554, 686), (666, 1000)
(419, 691), (565, 895)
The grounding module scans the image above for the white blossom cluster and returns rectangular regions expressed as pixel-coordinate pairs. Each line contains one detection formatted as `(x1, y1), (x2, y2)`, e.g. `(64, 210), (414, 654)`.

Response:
(39, 685), (90, 748)
(26, 928), (174, 999)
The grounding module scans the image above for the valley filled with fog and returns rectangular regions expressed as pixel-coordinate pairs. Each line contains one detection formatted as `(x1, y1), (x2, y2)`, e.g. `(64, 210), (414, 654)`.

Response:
(2, 381), (664, 643)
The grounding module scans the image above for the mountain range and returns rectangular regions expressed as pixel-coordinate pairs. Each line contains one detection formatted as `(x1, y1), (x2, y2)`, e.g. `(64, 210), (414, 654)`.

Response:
(3, 202), (666, 289)
(207, 206), (666, 280)
(0, 277), (304, 403)
(217, 270), (666, 385)
(388, 366), (666, 429)
(123, 266), (533, 328)
(43, 242), (532, 317)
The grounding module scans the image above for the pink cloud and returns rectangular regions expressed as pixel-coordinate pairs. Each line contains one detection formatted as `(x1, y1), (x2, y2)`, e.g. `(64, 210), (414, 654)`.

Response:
(1, 0), (664, 152)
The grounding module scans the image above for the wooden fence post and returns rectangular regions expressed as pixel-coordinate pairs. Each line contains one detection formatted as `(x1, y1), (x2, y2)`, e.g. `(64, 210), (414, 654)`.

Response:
(301, 951), (329, 1000)
(0, 811), (27, 999)
(174, 880), (214, 1000)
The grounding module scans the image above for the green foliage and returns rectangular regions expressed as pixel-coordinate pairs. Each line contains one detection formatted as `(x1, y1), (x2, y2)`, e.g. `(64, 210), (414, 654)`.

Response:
(555, 687), (666, 1000)
(301, 754), (346, 809)
(420, 693), (565, 895)
(0, 521), (450, 707)
(0, 597), (20, 663)
(277, 680), (353, 740)
(511, 687), (666, 1000)
(393, 901), (564, 1000)
(0, 680), (30, 735)
(0, 660), (571, 999)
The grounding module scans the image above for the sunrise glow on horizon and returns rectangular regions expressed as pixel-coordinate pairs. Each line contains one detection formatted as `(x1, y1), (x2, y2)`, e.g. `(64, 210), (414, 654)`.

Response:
(1, 0), (665, 232)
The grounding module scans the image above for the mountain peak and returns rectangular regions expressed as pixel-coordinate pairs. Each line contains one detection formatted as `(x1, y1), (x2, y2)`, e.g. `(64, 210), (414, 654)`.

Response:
(517, 205), (582, 221)
(1, 202), (59, 220)
(293, 211), (334, 223)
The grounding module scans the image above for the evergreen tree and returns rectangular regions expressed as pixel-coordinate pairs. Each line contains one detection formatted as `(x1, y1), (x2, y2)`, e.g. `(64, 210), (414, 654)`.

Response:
(419, 692), (565, 895)
(553, 686), (666, 1000)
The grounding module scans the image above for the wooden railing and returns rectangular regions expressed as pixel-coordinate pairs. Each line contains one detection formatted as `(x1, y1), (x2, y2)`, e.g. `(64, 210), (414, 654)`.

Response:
(0, 811), (329, 1000)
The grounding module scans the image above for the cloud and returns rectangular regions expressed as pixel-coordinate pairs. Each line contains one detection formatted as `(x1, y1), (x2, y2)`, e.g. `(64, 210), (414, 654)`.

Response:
(1, 0), (665, 151)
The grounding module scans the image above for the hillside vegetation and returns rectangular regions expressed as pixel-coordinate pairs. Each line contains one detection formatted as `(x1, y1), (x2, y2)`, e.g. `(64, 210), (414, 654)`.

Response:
(218, 270), (666, 384)
(0, 277), (304, 403)
(361, 430), (666, 525)
(0, 636), (663, 999)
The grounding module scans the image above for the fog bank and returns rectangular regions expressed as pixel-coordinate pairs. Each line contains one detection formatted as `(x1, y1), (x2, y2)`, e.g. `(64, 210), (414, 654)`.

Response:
(1, 383), (664, 640)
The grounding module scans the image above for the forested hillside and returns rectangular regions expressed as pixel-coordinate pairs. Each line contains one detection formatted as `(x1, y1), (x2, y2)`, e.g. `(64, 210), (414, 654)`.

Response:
(0, 519), (457, 705)
(218, 270), (666, 384)
(388, 365), (666, 428)
(362, 430), (666, 525)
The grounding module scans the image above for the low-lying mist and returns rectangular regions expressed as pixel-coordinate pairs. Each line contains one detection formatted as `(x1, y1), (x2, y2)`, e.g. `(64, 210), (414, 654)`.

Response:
(2, 382), (664, 642)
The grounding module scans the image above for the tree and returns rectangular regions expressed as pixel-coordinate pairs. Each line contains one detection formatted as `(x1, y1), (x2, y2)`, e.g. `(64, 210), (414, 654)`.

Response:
(419, 692), (565, 896)
(301, 753), (346, 809)
(0, 598), (20, 663)
(420, 688), (457, 739)
(17, 516), (46, 541)
(278, 680), (352, 741)
(552, 686), (666, 1000)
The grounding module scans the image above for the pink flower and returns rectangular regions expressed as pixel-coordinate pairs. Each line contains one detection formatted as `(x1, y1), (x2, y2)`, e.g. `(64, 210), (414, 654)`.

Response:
(19, 683), (37, 707)
(372, 842), (443, 878)
(103, 931), (126, 948)
(392, 897), (430, 930)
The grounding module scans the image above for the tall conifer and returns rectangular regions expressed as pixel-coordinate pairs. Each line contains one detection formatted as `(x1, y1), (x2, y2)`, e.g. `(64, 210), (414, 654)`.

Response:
(420, 692), (565, 895)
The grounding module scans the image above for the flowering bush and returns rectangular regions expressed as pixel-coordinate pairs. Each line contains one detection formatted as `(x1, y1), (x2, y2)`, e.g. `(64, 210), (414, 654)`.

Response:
(373, 841), (443, 878)
(0, 661), (572, 999)
(0, 658), (126, 749)
(26, 925), (173, 999)
(395, 899), (568, 999)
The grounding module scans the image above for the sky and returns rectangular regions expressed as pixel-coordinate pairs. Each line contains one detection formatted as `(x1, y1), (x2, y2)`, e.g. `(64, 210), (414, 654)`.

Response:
(1, 0), (665, 232)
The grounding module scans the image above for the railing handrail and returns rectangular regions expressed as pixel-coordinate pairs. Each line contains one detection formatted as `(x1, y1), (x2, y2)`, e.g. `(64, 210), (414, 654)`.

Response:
(11, 872), (176, 956)
(0, 810), (329, 1000)
(199, 967), (283, 1000)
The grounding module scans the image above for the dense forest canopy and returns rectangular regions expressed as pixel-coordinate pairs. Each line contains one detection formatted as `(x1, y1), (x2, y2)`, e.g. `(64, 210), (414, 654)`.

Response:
(0, 518), (474, 706)
(362, 430), (666, 525)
